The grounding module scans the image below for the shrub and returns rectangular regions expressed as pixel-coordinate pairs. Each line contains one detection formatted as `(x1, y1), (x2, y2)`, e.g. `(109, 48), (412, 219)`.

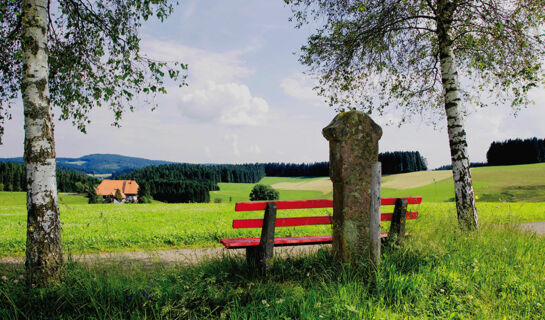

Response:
(249, 184), (279, 201)
(139, 195), (153, 204)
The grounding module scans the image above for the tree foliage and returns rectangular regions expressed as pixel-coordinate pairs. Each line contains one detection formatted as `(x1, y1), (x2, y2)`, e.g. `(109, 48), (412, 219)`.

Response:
(86, 183), (102, 204)
(0, 0), (187, 142)
(249, 184), (279, 201)
(285, 0), (545, 122)
(0, 162), (100, 192)
(118, 163), (266, 203)
(487, 137), (545, 166)
(379, 151), (427, 174)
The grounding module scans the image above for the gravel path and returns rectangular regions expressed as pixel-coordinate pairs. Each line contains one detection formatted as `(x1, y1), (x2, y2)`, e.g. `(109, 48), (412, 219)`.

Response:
(517, 221), (545, 236)
(0, 245), (327, 268)
(1, 222), (543, 268)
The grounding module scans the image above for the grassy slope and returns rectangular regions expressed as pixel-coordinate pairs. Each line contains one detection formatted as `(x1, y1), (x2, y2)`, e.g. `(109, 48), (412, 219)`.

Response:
(235, 163), (545, 203)
(211, 177), (326, 203)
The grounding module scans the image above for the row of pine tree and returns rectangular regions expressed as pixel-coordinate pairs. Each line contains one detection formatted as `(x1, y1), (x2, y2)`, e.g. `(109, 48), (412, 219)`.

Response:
(487, 137), (545, 166)
(0, 162), (99, 192)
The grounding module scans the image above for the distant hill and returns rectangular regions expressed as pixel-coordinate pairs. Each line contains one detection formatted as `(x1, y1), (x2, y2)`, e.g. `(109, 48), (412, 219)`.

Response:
(0, 154), (173, 175)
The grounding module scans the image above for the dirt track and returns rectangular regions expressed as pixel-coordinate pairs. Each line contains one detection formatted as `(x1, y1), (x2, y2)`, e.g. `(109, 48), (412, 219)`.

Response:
(1, 223), (543, 268)
(0, 245), (326, 268)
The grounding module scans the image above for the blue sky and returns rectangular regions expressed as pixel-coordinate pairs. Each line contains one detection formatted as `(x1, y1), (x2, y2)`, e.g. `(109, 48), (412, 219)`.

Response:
(2, 0), (545, 169)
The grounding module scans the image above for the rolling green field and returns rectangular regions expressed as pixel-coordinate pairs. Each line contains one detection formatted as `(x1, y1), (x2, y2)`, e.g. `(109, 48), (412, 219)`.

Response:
(1, 163), (544, 257)
(1, 164), (545, 319)
(210, 177), (327, 203)
(1, 200), (544, 257)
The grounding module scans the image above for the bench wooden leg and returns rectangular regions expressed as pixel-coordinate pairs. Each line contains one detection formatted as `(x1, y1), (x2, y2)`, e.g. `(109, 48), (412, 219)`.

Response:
(388, 198), (408, 242)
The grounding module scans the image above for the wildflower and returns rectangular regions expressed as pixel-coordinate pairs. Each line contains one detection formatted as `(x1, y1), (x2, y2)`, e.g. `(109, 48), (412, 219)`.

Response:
(319, 315), (324, 318)
(261, 299), (270, 307)
(147, 295), (151, 299)
(148, 285), (153, 288)
(18, 275), (24, 280)
(128, 296), (131, 301)
(13, 279), (18, 284)
(184, 285), (190, 290)
(440, 289), (445, 293)
(276, 299), (284, 304)
(537, 303), (542, 307)
(316, 302), (322, 308)
(1, 276), (6, 281)
(475, 195), (479, 200)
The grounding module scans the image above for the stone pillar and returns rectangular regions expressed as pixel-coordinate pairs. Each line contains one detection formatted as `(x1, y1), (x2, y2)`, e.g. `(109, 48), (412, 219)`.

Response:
(322, 111), (382, 266)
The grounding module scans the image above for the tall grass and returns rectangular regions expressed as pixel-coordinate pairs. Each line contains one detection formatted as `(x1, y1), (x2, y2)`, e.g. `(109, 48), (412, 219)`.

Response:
(1, 220), (544, 319)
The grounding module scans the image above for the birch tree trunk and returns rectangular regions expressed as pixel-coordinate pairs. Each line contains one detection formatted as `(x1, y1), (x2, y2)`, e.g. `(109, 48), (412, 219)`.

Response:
(22, 0), (63, 286)
(437, 0), (479, 230)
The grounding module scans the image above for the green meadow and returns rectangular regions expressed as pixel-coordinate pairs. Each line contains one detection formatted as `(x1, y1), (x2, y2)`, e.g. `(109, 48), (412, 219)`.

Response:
(1, 163), (545, 256)
(1, 163), (545, 318)
(210, 177), (327, 203)
(1, 207), (544, 319)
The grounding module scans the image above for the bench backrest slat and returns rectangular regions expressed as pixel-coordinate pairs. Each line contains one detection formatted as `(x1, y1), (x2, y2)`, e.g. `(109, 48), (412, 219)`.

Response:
(232, 211), (419, 229)
(235, 197), (422, 212)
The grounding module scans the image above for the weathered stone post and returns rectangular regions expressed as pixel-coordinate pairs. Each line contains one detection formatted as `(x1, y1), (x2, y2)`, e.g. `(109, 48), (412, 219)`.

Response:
(322, 111), (382, 266)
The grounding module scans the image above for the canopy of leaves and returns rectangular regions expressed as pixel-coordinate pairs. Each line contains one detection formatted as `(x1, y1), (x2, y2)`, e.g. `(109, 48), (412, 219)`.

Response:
(249, 184), (280, 201)
(286, 0), (545, 123)
(0, 0), (187, 143)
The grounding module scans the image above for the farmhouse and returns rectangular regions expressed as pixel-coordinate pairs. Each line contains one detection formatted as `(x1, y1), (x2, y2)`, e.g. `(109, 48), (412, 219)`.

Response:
(96, 180), (139, 203)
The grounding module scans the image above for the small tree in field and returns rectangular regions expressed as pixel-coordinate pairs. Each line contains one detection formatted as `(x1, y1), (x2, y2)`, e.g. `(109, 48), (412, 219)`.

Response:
(114, 189), (123, 202)
(286, 0), (545, 230)
(87, 184), (102, 204)
(249, 184), (280, 201)
(0, 0), (186, 285)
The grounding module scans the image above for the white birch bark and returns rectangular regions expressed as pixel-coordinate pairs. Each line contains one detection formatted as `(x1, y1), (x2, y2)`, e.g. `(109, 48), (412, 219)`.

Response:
(437, 0), (479, 230)
(22, 0), (63, 285)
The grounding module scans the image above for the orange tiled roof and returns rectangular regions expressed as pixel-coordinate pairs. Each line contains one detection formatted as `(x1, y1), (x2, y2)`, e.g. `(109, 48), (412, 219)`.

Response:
(96, 180), (139, 198)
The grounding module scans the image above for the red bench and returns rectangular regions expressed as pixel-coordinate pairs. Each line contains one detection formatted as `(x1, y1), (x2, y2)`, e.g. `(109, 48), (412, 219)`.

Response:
(220, 197), (422, 270)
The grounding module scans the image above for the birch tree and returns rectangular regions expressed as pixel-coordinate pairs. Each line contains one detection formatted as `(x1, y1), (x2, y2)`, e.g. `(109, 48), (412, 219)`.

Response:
(0, 0), (186, 285)
(285, 0), (545, 230)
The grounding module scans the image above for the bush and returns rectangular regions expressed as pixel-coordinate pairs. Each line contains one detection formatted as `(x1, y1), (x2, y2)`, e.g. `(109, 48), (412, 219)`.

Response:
(249, 184), (279, 201)
(87, 183), (102, 204)
(139, 195), (153, 204)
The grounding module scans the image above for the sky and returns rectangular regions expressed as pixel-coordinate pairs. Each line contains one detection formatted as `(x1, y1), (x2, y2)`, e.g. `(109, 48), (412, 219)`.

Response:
(2, 0), (545, 169)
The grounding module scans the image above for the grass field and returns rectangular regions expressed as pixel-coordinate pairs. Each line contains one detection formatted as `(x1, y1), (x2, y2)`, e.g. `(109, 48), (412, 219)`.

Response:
(1, 212), (544, 319)
(211, 177), (327, 203)
(1, 200), (544, 257)
(1, 164), (545, 318)
(240, 163), (545, 203)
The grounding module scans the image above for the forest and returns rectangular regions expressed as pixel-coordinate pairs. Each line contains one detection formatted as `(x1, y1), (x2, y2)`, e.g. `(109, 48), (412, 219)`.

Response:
(116, 163), (265, 203)
(263, 151), (427, 177)
(487, 137), (545, 166)
(0, 162), (100, 192)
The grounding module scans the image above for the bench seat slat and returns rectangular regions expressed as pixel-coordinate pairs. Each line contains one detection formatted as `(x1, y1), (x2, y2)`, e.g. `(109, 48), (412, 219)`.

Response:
(221, 233), (390, 248)
(232, 211), (418, 229)
(235, 197), (422, 211)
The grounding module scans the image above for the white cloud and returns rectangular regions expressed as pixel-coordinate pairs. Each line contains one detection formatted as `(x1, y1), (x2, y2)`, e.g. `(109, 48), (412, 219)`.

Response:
(171, 81), (269, 126)
(225, 133), (240, 157)
(280, 73), (324, 106)
(142, 39), (254, 84)
(249, 144), (261, 154)
(142, 39), (269, 126)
